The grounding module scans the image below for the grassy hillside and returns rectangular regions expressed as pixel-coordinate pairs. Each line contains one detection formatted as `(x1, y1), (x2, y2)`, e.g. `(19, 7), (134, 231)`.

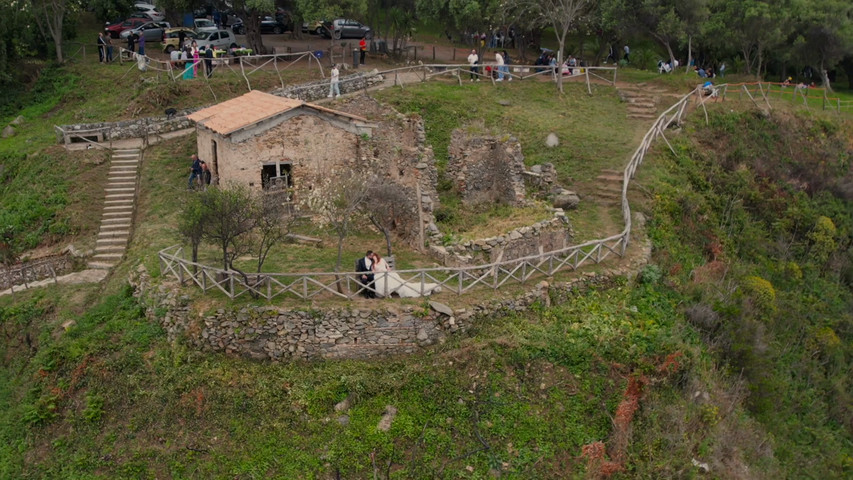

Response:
(2, 38), (852, 479)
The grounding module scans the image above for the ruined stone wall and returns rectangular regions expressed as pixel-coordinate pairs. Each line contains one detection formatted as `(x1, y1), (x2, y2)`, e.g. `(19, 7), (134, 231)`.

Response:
(271, 70), (384, 103)
(428, 212), (573, 266)
(0, 254), (73, 290)
(56, 110), (197, 143)
(446, 131), (526, 207)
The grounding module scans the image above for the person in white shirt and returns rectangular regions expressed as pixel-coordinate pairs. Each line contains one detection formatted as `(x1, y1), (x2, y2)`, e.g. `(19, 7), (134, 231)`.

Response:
(467, 49), (479, 81)
(495, 51), (505, 81)
(328, 64), (340, 98)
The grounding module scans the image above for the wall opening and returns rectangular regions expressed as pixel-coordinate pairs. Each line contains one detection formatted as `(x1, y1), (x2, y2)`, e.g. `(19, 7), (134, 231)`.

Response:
(262, 162), (292, 190)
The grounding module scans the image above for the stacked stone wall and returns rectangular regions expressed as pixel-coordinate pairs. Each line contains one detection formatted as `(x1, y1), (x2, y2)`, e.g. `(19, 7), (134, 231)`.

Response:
(0, 254), (73, 290)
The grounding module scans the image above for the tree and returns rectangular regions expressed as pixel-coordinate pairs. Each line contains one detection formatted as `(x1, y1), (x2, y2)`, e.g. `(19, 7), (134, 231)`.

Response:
(790, 0), (853, 92)
(628, 0), (684, 69)
(363, 180), (410, 256)
(706, 0), (788, 76)
(178, 193), (206, 267)
(31, 0), (77, 63)
(196, 184), (258, 272)
(508, 0), (591, 93)
(234, 0), (274, 55)
(252, 187), (296, 274)
(303, 171), (370, 277)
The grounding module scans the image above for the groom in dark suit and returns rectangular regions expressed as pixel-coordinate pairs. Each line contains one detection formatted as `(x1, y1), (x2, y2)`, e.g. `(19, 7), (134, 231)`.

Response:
(356, 250), (375, 298)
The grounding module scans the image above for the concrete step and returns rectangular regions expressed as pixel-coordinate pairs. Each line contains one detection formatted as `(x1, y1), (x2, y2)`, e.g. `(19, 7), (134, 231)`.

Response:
(103, 205), (134, 211)
(95, 245), (127, 253)
(96, 239), (127, 247)
(105, 193), (135, 200)
(113, 148), (140, 154)
(628, 113), (658, 119)
(109, 166), (137, 172)
(87, 261), (117, 269)
(97, 230), (129, 238)
(92, 253), (123, 261)
(112, 157), (139, 162)
(101, 217), (132, 226)
(108, 175), (137, 181)
(596, 173), (623, 183)
(105, 188), (136, 194)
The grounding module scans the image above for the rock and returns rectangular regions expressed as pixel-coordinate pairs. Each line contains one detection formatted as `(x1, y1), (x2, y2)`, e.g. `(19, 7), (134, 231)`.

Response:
(10, 115), (24, 125)
(417, 328), (429, 341)
(336, 415), (350, 426)
(61, 320), (76, 331)
(497, 99), (511, 106)
(1, 126), (15, 138)
(691, 458), (710, 473)
(377, 405), (397, 432)
(552, 192), (580, 210)
(545, 132), (559, 147)
(429, 300), (453, 317)
(530, 164), (542, 174)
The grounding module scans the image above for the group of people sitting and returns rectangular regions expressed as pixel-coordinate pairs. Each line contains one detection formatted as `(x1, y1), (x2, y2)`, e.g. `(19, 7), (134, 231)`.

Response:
(533, 51), (587, 76)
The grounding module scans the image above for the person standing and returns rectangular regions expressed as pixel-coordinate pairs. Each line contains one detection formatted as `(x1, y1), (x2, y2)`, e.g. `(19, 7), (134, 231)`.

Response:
(104, 34), (113, 62)
(359, 36), (367, 65)
(356, 250), (375, 298)
(623, 44), (630, 63)
(188, 154), (203, 190)
(495, 51), (505, 81)
(98, 32), (106, 62)
(203, 46), (214, 78)
(328, 64), (341, 98)
(127, 33), (136, 53)
(467, 49), (479, 81)
(137, 33), (145, 56)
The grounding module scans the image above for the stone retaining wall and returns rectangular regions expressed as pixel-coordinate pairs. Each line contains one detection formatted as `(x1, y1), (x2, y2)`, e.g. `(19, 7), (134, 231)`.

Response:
(271, 70), (385, 103)
(56, 110), (197, 143)
(428, 212), (573, 266)
(130, 230), (650, 361)
(1, 254), (73, 290)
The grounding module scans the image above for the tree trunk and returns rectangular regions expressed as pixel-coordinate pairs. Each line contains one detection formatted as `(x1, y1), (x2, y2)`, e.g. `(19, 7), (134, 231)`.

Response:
(556, 39), (564, 94)
(244, 11), (266, 54)
(383, 228), (392, 256)
(820, 60), (833, 93)
(335, 234), (345, 294)
(742, 46), (753, 75)
(685, 35), (692, 73)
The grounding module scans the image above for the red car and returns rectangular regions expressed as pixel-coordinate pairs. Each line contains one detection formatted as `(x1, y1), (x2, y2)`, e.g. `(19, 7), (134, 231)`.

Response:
(105, 18), (148, 38)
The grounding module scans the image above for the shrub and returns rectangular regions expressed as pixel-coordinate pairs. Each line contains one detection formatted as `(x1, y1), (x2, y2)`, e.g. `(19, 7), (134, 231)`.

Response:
(740, 276), (776, 316)
(639, 264), (662, 285)
(83, 393), (105, 423)
(808, 216), (837, 265)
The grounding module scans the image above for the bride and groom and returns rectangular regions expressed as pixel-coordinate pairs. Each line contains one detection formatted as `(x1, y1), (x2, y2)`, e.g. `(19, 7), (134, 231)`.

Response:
(356, 250), (442, 298)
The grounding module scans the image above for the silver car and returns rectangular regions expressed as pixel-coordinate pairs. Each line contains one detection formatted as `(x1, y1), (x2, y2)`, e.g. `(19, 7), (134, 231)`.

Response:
(121, 21), (171, 41)
(194, 29), (237, 50)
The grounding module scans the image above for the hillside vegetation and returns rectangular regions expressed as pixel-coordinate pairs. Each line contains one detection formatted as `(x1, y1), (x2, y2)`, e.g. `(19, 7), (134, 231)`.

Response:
(1, 69), (852, 478)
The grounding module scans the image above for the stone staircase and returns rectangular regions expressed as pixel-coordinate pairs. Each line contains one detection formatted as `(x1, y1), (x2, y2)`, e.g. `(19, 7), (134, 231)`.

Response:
(618, 85), (662, 120)
(88, 148), (141, 270)
(591, 169), (624, 206)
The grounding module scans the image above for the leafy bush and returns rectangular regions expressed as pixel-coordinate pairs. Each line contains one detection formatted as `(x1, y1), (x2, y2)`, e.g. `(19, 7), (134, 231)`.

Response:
(639, 264), (662, 285)
(740, 276), (776, 316)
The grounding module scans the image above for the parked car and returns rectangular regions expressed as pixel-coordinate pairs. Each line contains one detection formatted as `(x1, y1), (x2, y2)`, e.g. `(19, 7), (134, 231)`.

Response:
(302, 20), (324, 35)
(120, 21), (171, 41)
(259, 16), (289, 34)
(194, 29), (237, 50)
(228, 16), (245, 34)
(320, 19), (372, 39)
(162, 27), (197, 53)
(194, 18), (219, 32)
(105, 18), (148, 38)
(134, 3), (165, 22)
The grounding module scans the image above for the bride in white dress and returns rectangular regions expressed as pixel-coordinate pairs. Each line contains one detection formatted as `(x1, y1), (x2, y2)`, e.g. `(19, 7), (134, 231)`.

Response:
(371, 253), (442, 298)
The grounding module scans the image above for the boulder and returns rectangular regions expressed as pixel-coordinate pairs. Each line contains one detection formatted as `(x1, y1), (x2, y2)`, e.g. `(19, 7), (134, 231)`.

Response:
(429, 301), (453, 316)
(10, 115), (24, 125)
(552, 191), (580, 210)
(545, 132), (559, 147)
(377, 405), (398, 432)
(1, 126), (15, 138)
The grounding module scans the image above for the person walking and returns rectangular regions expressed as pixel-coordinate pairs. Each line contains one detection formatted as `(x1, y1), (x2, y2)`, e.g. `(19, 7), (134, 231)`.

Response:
(467, 49), (479, 81)
(328, 64), (341, 98)
(623, 44), (630, 63)
(127, 33), (136, 54)
(359, 36), (367, 65)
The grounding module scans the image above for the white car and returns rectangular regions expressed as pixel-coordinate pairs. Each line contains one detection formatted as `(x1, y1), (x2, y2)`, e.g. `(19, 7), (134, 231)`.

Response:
(134, 3), (165, 22)
(194, 18), (218, 32)
(194, 29), (236, 50)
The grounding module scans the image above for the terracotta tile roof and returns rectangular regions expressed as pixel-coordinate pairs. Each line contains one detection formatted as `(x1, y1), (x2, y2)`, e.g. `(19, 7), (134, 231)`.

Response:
(187, 90), (369, 136)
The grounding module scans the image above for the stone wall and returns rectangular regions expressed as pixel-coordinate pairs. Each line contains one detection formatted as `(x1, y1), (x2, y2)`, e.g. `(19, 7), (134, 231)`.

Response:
(56, 109), (197, 143)
(131, 222), (650, 362)
(446, 131), (527, 207)
(271, 70), (385, 103)
(428, 212), (573, 266)
(0, 254), (73, 290)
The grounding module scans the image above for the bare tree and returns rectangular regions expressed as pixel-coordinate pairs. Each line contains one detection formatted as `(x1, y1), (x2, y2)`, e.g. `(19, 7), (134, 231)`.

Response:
(31, 0), (73, 63)
(363, 180), (410, 257)
(253, 187), (297, 274)
(509, 0), (591, 93)
(303, 171), (370, 291)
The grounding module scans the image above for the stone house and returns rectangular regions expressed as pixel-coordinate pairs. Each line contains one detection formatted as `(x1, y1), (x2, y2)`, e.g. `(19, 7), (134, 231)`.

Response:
(187, 90), (376, 196)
